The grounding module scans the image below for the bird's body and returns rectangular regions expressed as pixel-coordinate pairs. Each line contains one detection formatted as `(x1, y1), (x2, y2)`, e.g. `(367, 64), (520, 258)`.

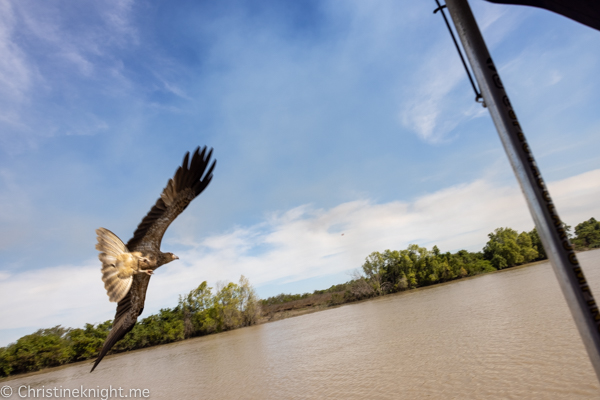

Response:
(114, 252), (149, 280)
(91, 146), (215, 372)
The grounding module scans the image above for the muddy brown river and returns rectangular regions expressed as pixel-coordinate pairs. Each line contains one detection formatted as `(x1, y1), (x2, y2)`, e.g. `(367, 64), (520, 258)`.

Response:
(3, 250), (600, 399)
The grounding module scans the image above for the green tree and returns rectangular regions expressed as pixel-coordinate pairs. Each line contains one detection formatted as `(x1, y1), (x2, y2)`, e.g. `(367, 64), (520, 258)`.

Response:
(573, 217), (600, 249)
(516, 232), (538, 263)
(450, 250), (494, 276)
(0, 346), (12, 377)
(113, 308), (184, 351)
(1, 276), (262, 378)
(179, 281), (216, 337)
(483, 228), (524, 268)
(528, 228), (547, 260)
(214, 282), (242, 331)
(238, 275), (261, 326)
(5, 326), (73, 375)
(68, 321), (111, 361)
(362, 251), (387, 295)
(381, 249), (404, 290)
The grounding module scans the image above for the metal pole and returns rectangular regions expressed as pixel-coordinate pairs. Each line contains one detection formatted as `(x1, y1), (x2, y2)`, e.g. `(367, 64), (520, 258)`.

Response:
(444, 0), (600, 381)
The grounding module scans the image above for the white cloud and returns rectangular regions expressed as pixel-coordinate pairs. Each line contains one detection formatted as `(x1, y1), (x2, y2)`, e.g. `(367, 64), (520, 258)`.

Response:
(398, 1), (528, 144)
(0, 260), (110, 331)
(0, 0), (140, 153)
(102, 0), (138, 45)
(3, 168), (598, 345)
(398, 31), (485, 143)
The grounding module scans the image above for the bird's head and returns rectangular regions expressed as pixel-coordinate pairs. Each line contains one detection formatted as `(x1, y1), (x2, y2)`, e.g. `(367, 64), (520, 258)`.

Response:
(160, 252), (179, 265)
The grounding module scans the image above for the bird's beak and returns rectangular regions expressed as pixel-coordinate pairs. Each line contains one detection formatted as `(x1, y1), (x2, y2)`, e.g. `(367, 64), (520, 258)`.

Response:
(173, 255), (179, 260)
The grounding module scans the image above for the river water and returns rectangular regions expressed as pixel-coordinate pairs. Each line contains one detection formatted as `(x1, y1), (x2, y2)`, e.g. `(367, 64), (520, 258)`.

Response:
(3, 250), (600, 399)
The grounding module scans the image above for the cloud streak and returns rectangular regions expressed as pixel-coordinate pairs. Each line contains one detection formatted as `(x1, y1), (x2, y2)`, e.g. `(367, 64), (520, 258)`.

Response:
(0, 0), (140, 153)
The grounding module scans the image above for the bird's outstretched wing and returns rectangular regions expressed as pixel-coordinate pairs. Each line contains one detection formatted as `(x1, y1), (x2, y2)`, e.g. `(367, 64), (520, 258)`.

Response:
(126, 146), (216, 253)
(91, 146), (215, 372)
(91, 274), (150, 372)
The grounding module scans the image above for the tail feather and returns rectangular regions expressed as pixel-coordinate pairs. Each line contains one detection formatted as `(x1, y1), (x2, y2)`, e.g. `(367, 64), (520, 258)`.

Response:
(96, 228), (133, 303)
(95, 228), (127, 257)
(95, 238), (125, 256)
(101, 264), (132, 303)
(98, 253), (117, 266)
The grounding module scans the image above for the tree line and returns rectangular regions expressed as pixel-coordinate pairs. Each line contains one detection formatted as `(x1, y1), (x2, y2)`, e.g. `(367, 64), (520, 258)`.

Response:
(1, 217), (598, 378)
(260, 217), (600, 309)
(0, 276), (260, 377)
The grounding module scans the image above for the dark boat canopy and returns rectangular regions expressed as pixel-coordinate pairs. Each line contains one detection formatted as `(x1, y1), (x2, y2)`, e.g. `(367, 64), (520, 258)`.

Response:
(484, 0), (600, 32)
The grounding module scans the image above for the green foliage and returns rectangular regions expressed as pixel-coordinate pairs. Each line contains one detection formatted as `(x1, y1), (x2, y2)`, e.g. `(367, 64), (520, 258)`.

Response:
(0, 346), (11, 377)
(0, 276), (260, 378)
(528, 228), (547, 260)
(573, 217), (600, 249)
(361, 251), (387, 295)
(483, 227), (538, 269)
(517, 232), (538, 263)
(357, 244), (494, 296)
(179, 281), (216, 337)
(114, 308), (185, 352)
(1, 326), (73, 376)
(319, 282), (352, 294)
(238, 275), (261, 326)
(68, 321), (111, 361)
(528, 222), (573, 261)
(213, 282), (242, 331)
(329, 292), (344, 305)
(261, 292), (311, 306)
(179, 276), (261, 337)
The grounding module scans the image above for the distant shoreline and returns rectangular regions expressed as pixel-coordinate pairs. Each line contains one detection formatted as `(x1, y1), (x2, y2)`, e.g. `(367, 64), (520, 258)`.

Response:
(259, 255), (557, 323)
(2, 252), (577, 383)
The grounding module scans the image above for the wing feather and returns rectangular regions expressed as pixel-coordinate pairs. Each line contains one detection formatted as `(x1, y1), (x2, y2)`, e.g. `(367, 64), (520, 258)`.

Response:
(91, 274), (150, 372)
(126, 146), (215, 251)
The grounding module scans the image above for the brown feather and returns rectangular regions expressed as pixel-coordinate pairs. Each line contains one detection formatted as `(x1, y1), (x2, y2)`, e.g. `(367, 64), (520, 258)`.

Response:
(126, 146), (215, 252)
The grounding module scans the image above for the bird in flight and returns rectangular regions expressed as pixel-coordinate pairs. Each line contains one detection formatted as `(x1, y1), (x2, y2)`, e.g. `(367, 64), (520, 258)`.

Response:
(91, 146), (216, 372)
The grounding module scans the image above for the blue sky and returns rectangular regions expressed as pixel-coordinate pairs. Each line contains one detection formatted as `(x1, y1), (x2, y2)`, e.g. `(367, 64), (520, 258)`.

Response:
(1, 0), (599, 346)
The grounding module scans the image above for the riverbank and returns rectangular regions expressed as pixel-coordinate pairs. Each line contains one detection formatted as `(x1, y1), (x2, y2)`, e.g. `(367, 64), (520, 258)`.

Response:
(258, 255), (554, 324)
(5, 250), (600, 399)
(2, 248), (597, 382)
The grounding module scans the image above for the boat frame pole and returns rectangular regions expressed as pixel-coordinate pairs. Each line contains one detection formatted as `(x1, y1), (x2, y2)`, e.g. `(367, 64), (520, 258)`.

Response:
(444, 0), (600, 381)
